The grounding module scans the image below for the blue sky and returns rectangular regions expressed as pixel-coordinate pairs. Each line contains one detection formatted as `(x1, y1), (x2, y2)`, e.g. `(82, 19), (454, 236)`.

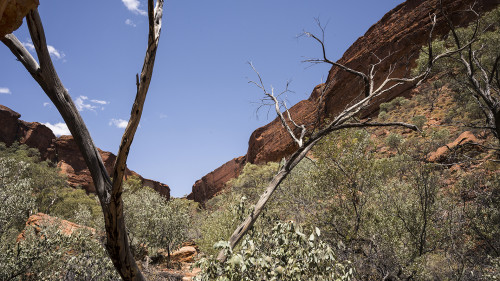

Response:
(1, 0), (404, 197)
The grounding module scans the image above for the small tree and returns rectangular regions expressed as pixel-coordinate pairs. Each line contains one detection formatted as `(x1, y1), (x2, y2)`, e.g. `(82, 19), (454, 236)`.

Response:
(123, 179), (191, 266)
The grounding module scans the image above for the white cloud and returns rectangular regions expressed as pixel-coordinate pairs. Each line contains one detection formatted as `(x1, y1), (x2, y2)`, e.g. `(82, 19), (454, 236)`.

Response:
(90, 99), (109, 105)
(74, 95), (109, 112)
(122, 0), (147, 15)
(0, 87), (11, 94)
(109, 118), (129, 129)
(43, 102), (51, 107)
(22, 42), (35, 51)
(22, 41), (65, 60)
(125, 19), (137, 27)
(159, 113), (167, 119)
(75, 96), (96, 111)
(47, 45), (65, 60)
(43, 122), (71, 136)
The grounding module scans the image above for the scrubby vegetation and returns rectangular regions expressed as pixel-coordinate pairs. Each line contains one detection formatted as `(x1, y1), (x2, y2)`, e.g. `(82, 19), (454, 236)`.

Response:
(0, 143), (197, 280)
(1, 6), (499, 281)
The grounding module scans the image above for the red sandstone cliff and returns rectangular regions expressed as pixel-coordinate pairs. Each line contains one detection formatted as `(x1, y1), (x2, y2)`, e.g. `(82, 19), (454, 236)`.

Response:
(188, 0), (500, 203)
(0, 105), (170, 199)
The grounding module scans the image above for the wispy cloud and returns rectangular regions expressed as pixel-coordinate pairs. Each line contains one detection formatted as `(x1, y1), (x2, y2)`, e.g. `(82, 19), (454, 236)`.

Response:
(0, 87), (11, 94)
(22, 41), (66, 60)
(109, 118), (128, 129)
(75, 95), (109, 112)
(90, 99), (109, 105)
(47, 45), (65, 60)
(125, 19), (137, 27)
(122, 0), (147, 15)
(43, 122), (71, 136)
(22, 42), (35, 51)
(43, 102), (51, 107)
(159, 113), (167, 119)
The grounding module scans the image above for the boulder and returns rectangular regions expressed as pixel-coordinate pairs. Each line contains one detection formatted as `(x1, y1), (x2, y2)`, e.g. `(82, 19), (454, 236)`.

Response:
(428, 131), (480, 162)
(18, 213), (95, 241)
(0, 0), (39, 37)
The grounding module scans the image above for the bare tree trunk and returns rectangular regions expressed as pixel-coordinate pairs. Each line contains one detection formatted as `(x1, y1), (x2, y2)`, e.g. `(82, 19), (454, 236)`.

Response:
(1, 1), (164, 279)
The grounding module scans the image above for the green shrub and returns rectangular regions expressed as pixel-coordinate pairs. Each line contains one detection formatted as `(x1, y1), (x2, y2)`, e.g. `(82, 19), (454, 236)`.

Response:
(0, 223), (119, 280)
(195, 221), (353, 281)
(386, 133), (403, 150)
(123, 178), (193, 260)
(378, 110), (388, 121)
(411, 115), (426, 130)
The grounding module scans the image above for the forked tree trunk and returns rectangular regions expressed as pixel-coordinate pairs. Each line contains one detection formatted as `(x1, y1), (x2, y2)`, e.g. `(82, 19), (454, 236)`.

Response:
(1, 1), (164, 279)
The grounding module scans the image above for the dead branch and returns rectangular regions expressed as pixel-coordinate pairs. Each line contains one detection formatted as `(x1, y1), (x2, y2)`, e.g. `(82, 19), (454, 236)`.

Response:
(217, 22), (432, 259)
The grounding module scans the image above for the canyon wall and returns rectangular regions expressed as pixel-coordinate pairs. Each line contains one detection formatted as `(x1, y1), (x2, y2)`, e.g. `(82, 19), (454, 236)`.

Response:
(0, 105), (170, 199)
(188, 0), (499, 203)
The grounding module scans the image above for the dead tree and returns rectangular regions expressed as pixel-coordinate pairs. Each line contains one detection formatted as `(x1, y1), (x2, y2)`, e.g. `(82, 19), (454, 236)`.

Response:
(217, 15), (473, 261)
(1, 0), (164, 280)
(440, 3), (500, 145)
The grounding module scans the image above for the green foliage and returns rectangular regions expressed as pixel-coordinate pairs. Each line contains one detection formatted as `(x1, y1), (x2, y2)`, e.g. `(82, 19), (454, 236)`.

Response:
(379, 96), (410, 113)
(123, 178), (194, 259)
(411, 115), (426, 130)
(378, 110), (388, 121)
(227, 162), (279, 203)
(39, 186), (103, 229)
(195, 221), (353, 281)
(196, 163), (279, 255)
(414, 7), (500, 131)
(0, 223), (119, 280)
(0, 157), (36, 237)
(385, 133), (403, 150)
(196, 198), (243, 256)
(0, 143), (118, 280)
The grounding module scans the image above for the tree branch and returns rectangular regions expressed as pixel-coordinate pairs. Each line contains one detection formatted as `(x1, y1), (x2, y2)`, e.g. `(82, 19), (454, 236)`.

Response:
(112, 0), (164, 197)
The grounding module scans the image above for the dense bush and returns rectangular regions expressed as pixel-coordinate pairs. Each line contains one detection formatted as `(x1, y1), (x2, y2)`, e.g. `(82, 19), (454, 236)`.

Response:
(0, 222), (119, 280)
(195, 221), (353, 281)
(123, 177), (195, 261)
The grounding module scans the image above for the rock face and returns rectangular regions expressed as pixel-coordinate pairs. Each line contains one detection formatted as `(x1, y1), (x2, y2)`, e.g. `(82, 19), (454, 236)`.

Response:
(188, 0), (499, 203)
(0, 0), (39, 37)
(0, 105), (170, 199)
(187, 156), (246, 203)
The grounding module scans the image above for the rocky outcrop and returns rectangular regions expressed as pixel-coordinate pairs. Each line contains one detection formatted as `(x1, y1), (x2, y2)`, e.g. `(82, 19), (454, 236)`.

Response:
(0, 0), (39, 37)
(0, 105), (170, 199)
(0, 105), (57, 160)
(18, 213), (95, 241)
(188, 0), (499, 203)
(428, 131), (480, 162)
(187, 156), (246, 203)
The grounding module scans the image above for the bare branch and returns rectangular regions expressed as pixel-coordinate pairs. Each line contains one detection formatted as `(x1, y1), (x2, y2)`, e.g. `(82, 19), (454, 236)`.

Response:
(112, 0), (164, 196)
(249, 62), (305, 147)
(217, 10), (450, 261)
